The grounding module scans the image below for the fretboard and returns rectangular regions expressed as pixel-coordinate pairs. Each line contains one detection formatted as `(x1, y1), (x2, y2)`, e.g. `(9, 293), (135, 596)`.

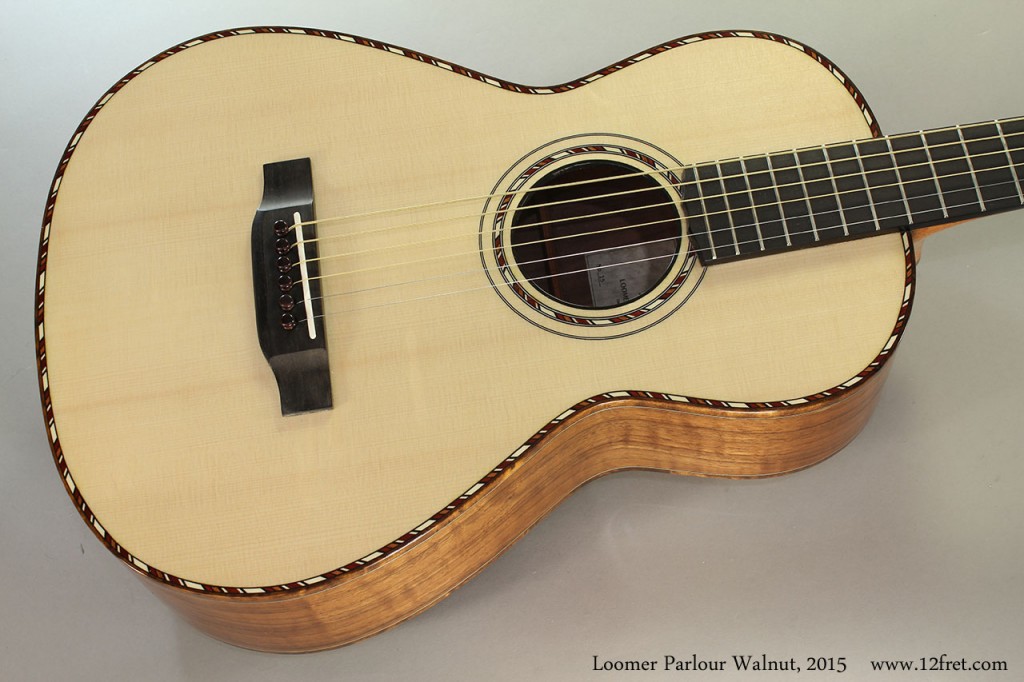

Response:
(683, 117), (1024, 264)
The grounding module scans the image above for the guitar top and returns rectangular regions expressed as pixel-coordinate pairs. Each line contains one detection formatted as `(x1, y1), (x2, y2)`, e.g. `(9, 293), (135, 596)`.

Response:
(35, 27), (1022, 651)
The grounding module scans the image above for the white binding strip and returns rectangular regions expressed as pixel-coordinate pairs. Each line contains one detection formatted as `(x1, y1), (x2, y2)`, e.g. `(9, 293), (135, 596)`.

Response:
(294, 211), (317, 340)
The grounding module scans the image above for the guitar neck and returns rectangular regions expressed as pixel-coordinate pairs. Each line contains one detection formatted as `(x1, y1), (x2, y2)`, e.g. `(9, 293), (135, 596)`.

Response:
(685, 117), (1024, 264)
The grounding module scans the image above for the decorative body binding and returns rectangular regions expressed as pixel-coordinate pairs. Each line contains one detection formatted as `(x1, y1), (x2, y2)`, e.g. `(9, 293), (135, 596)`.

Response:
(35, 27), (912, 651)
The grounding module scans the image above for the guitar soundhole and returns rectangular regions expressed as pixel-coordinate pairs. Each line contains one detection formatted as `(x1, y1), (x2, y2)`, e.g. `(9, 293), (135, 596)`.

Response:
(509, 160), (682, 310)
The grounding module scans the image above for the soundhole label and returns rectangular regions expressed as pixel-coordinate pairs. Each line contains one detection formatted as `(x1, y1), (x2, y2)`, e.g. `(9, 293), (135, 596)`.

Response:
(481, 135), (703, 339)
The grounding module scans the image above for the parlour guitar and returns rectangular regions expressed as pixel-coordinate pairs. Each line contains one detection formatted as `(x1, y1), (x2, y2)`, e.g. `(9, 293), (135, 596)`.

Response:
(36, 27), (1023, 651)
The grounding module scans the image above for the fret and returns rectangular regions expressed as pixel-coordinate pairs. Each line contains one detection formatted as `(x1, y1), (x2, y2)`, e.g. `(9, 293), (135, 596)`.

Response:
(696, 162), (739, 259)
(794, 157), (821, 242)
(769, 151), (816, 247)
(998, 118), (1024, 204)
(924, 128), (983, 218)
(743, 155), (788, 251)
(885, 137), (914, 221)
(685, 116), (1024, 266)
(888, 132), (945, 224)
(740, 160), (766, 253)
(851, 143), (882, 233)
(955, 125), (987, 210)
(921, 136), (950, 218)
(826, 143), (876, 237)
(960, 122), (1020, 212)
(796, 146), (845, 242)
(680, 166), (715, 261)
(821, 145), (850, 237)
(719, 159), (762, 257)
(856, 139), (906, 231)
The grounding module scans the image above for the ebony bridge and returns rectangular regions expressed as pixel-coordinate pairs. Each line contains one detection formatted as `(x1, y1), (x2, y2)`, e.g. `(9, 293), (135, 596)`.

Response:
(251, 157), (333, 415)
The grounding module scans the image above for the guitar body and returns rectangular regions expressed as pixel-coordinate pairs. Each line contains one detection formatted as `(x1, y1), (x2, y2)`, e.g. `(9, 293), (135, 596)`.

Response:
(38, 29), (911, 651)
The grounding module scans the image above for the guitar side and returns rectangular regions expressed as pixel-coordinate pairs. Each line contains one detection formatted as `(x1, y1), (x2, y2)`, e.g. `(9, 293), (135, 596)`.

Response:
(146, 374), (891, 651)
(38, 28), (910, 650)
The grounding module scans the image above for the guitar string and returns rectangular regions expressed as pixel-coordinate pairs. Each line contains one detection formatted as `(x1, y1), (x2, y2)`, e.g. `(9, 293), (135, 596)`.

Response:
(300, 219), (684, 303)
(289, 126), (1024, 255)
(286, 118), (1024, 245)
(289, 131), (1024, 265)
(294, 193), (955, 327)
(304, 215), (679, 285)
(292, 159), (1022, 286)
(287, 179), (1021, 325)
(297, 182), (674, 251)
(288, 118), (1024, 233)
(311, 228), (688, 303)
(307, 178), (1017, 306)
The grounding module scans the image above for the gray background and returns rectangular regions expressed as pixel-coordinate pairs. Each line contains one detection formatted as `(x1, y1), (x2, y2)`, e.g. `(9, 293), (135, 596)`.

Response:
(2, 1), (1023, 680)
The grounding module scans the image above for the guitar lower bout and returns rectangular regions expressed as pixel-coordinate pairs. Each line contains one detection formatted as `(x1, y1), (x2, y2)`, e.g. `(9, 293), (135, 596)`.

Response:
(143, 367), (891, 652)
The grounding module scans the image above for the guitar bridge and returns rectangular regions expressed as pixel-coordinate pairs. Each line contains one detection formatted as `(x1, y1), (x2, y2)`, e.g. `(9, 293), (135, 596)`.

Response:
(250, 158), (333, 415)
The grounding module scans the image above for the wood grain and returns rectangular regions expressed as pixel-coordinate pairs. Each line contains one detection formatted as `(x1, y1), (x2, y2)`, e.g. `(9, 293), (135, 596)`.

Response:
(38, 28), (914, 650)
(143, 364), (890, 652)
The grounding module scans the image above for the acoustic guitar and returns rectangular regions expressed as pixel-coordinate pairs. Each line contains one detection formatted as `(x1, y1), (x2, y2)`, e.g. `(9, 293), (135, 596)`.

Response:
(36, 27), (1023, 652)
